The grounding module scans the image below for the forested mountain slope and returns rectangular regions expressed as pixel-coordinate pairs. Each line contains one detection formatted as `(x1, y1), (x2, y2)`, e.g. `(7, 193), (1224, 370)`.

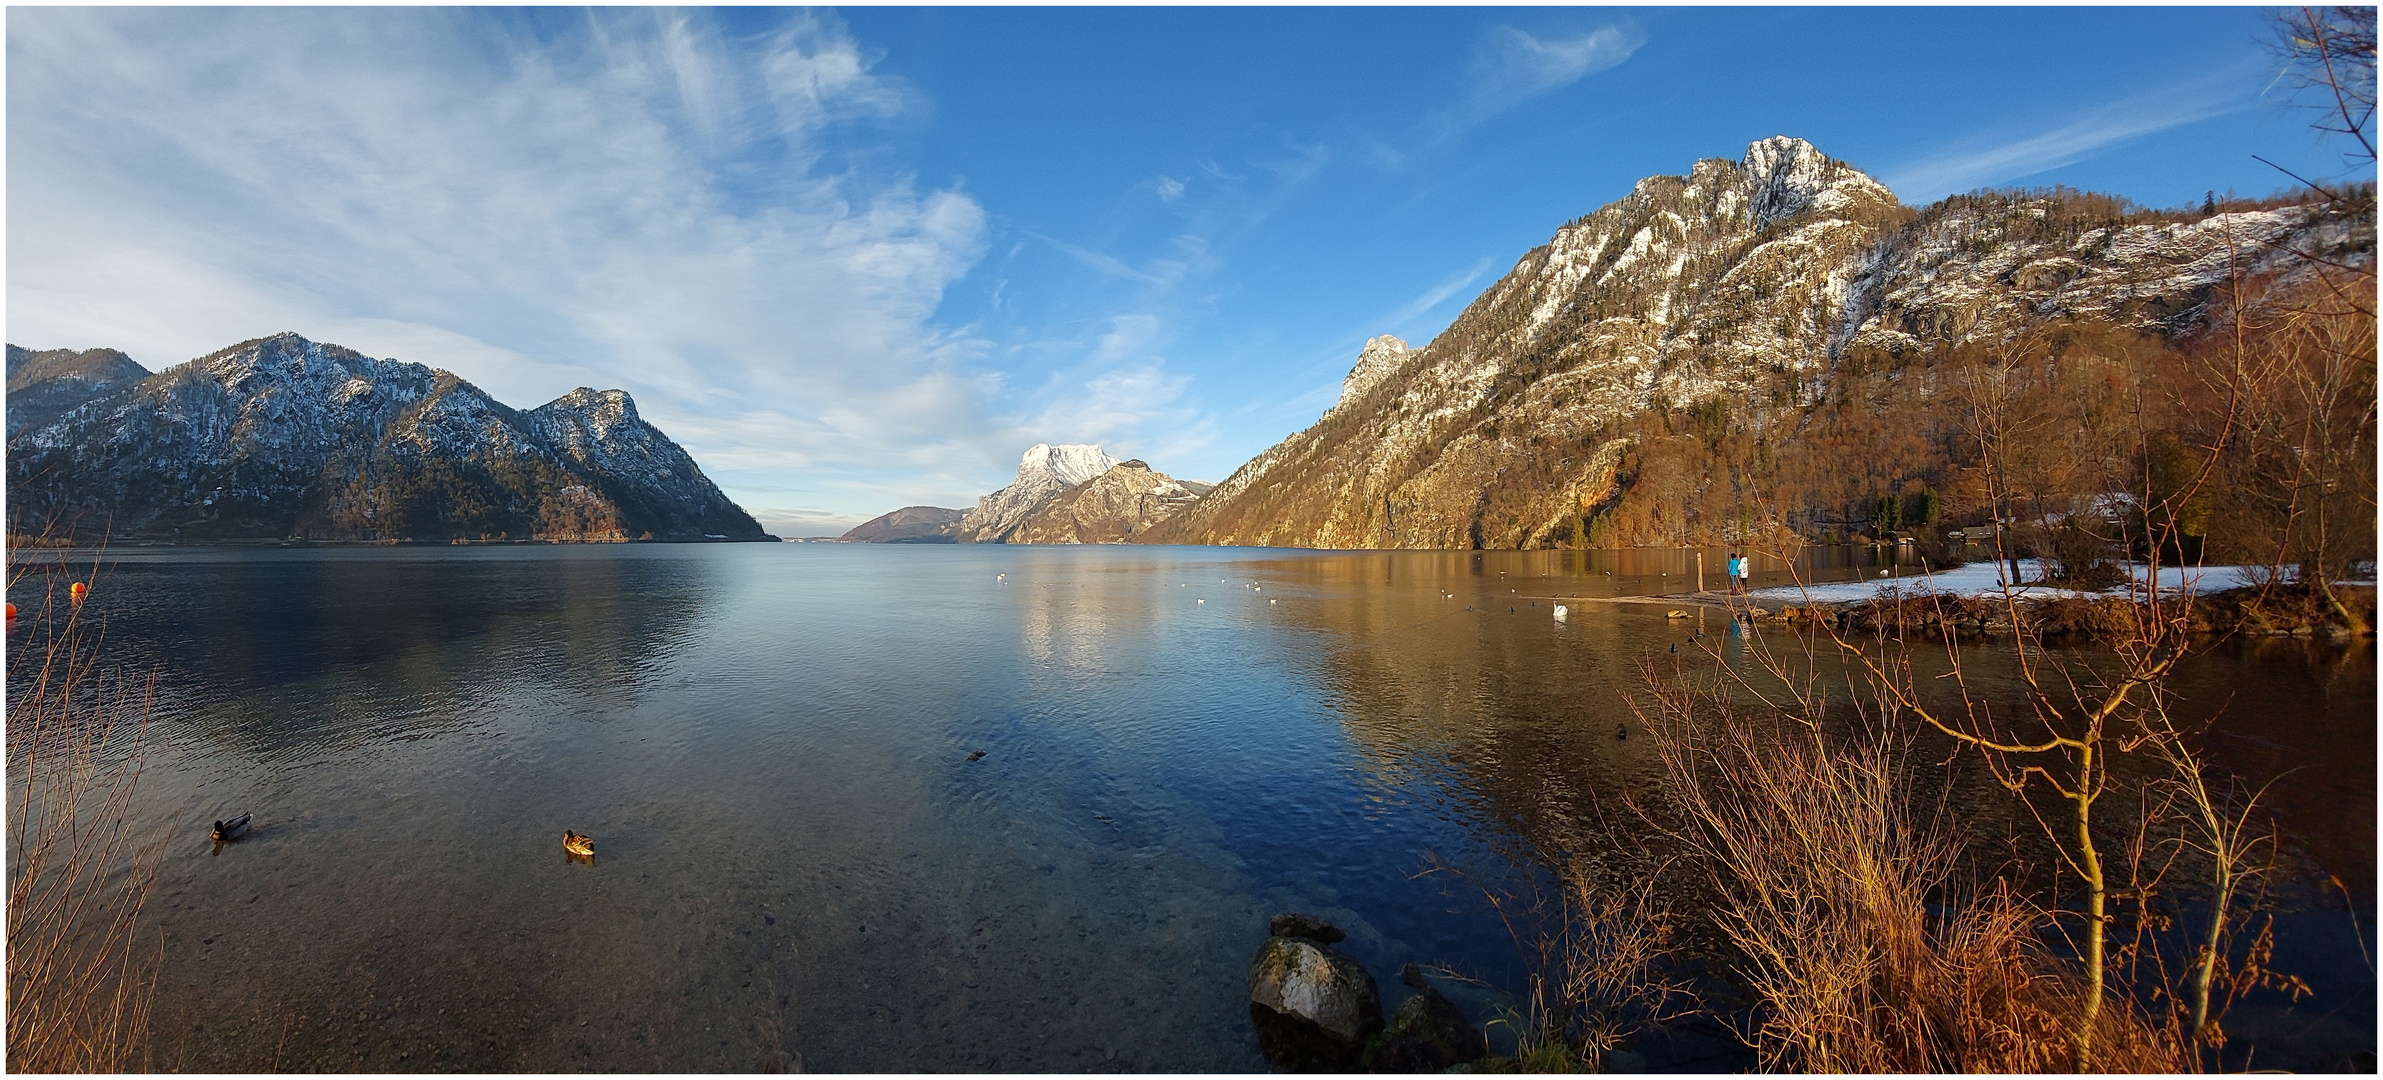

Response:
(1150, 137), (2371, 550)
(7, 332), (766, 542)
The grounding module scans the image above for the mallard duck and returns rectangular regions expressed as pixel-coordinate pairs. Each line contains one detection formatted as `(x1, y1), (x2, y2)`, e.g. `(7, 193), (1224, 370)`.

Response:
(562, 830), (595, 856)
(211, 813), (251, 842)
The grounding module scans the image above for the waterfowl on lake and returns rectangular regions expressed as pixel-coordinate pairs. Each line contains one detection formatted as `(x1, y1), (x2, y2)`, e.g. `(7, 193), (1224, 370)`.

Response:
(563, 830), (595, 856)
(967, 750), (986, 762)
(211, 813), (252, 842)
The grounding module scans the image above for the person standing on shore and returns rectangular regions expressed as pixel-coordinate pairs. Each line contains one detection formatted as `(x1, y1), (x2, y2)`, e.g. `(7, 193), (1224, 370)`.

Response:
(1726, 552), (1742, 596)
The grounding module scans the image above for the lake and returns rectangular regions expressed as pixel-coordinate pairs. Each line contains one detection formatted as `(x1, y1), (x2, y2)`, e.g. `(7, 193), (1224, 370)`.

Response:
(7, 544), (2372, 1070)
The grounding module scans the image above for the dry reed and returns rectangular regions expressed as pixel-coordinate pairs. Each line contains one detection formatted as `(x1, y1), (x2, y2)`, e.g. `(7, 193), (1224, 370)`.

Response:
(6, 554), (164, 1072)
(1629, 673), (2180, 1072)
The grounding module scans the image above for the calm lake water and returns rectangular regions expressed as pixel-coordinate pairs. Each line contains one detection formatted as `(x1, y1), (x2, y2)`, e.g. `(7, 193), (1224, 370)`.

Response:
(7, 544), (2373, 1071)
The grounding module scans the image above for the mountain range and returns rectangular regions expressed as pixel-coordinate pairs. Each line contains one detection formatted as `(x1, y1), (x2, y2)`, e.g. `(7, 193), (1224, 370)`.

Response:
(6, 332), (768, 543)
(840, 444), (1212, 545)
(14, 138), (2367, 552)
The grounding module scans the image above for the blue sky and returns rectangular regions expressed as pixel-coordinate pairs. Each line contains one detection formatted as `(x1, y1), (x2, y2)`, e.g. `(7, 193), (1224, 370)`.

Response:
(9, 7), (2370, 535)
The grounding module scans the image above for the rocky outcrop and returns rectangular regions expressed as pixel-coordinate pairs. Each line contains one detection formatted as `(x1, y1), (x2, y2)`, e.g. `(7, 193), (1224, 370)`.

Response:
(1151, 136), (2371, 551)
(1336, 335), (1411, 411)
(5, 332), (766, 542)
(840, 505), (965, 543)
(1248, 915), (1383, 1071)
(6, 345), (150, 436)
(956, 443), (1119, 543)
(1006, 460), (1207, 544)
(1359, 986), (1485, 1072)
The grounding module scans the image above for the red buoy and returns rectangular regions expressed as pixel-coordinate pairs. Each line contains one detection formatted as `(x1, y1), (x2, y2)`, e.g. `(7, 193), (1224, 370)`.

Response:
(4, 603), (14, 620)
(69, 582), (87, 601)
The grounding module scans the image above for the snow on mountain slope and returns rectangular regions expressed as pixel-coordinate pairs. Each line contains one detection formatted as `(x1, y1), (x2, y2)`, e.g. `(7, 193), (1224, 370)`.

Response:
(956, 443), (1121, 542)
(5, 345), (152, 436)
(1154, 137), (2367, 551)
(6, 332), (764, 541)
(1008, 459), (1205, 544)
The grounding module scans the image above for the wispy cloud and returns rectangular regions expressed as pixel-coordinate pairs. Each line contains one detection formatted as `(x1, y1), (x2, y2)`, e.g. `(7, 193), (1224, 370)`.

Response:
(1410, 23), (1646, 151)
(6, 7), (992, 535)
(1464, 25), (1646, 123)
(1251, 254), (1502, 425)
(1027, 232), (1172, 287)
(1376, 256), (1495, 334)
(1883, 60), (2264, 200)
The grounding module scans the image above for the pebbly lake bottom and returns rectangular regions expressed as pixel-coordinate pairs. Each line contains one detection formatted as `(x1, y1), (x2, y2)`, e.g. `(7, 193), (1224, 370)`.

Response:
(7, 543), (2373, 1071)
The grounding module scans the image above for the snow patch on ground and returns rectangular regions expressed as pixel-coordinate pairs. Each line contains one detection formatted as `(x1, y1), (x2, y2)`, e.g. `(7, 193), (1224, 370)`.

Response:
(1749, 562), (2278, 603)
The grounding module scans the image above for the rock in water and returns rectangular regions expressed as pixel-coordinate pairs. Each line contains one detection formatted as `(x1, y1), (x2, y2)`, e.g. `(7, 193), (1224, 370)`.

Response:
(1360, 986), (1486, 1073)
(1248, 935), (1383, 1071)
(1268, 912), (1346, 944)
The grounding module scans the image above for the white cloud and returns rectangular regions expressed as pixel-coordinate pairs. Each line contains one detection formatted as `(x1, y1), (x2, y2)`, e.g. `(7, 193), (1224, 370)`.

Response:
(1883, 60), (2263, 201)
(6, 7), (993, 536)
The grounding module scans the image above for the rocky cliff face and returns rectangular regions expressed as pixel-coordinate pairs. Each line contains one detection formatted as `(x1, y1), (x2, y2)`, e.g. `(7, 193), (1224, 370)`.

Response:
(956, 443), (1121, 542)
(6, 332), (766, 542)
(841, 505), (966, 543)
(1153, 137), (2370, 550)
(6, 345), (151, 436)
(1008, 460), (1210, 544)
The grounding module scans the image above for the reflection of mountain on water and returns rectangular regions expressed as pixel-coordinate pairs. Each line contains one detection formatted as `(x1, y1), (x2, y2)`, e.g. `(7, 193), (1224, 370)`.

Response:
(1266, 550), (2373, 1071)
(1253, 551), (1678, 860)
(8, 548), (716, 761)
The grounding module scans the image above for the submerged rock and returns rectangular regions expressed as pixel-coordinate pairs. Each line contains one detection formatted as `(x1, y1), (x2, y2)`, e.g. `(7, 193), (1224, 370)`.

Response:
(1268, 912), (1346, 944)
(1248, 934), (1382, 1071)
(1360, 986), (1485, 1073)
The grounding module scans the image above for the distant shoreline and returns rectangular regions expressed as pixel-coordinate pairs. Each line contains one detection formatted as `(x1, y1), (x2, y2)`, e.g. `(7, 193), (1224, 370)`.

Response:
(6, 534), (782, 555)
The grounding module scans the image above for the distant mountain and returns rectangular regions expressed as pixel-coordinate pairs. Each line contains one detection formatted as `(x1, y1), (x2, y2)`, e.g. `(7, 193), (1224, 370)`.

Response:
(956, 443), (1121, 543)
(6, 345), (151, 436)
(841, 505), (966, 543)
(1008, 460), (1210, 544)
(1152, 136), (2371, 549)
(6, 332), (769, 542)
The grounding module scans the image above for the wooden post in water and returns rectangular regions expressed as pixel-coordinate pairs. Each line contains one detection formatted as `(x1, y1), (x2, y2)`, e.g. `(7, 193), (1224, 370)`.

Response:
(1697, 551), (1705, 594)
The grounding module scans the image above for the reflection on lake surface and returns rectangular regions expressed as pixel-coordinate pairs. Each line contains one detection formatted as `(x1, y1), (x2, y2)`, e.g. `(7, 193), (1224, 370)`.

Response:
(7, 544), (2371, 1070)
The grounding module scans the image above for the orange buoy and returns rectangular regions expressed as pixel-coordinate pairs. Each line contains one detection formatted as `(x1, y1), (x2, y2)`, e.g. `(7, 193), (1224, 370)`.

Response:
(69, 582), (87, 601)
(4, 603), (14, 620)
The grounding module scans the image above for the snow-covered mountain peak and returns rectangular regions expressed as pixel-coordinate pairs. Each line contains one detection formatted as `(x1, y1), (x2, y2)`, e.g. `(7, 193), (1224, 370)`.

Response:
(203, 332), (375, 389)
(7, 333), (763, 541)
(1339, 335), (1412, 408)
(1016, 442), (1119, 487)
(1739, 136), (1879, 228)
(538, 387), (641, 442)
(1740, 135), (1824, 180)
